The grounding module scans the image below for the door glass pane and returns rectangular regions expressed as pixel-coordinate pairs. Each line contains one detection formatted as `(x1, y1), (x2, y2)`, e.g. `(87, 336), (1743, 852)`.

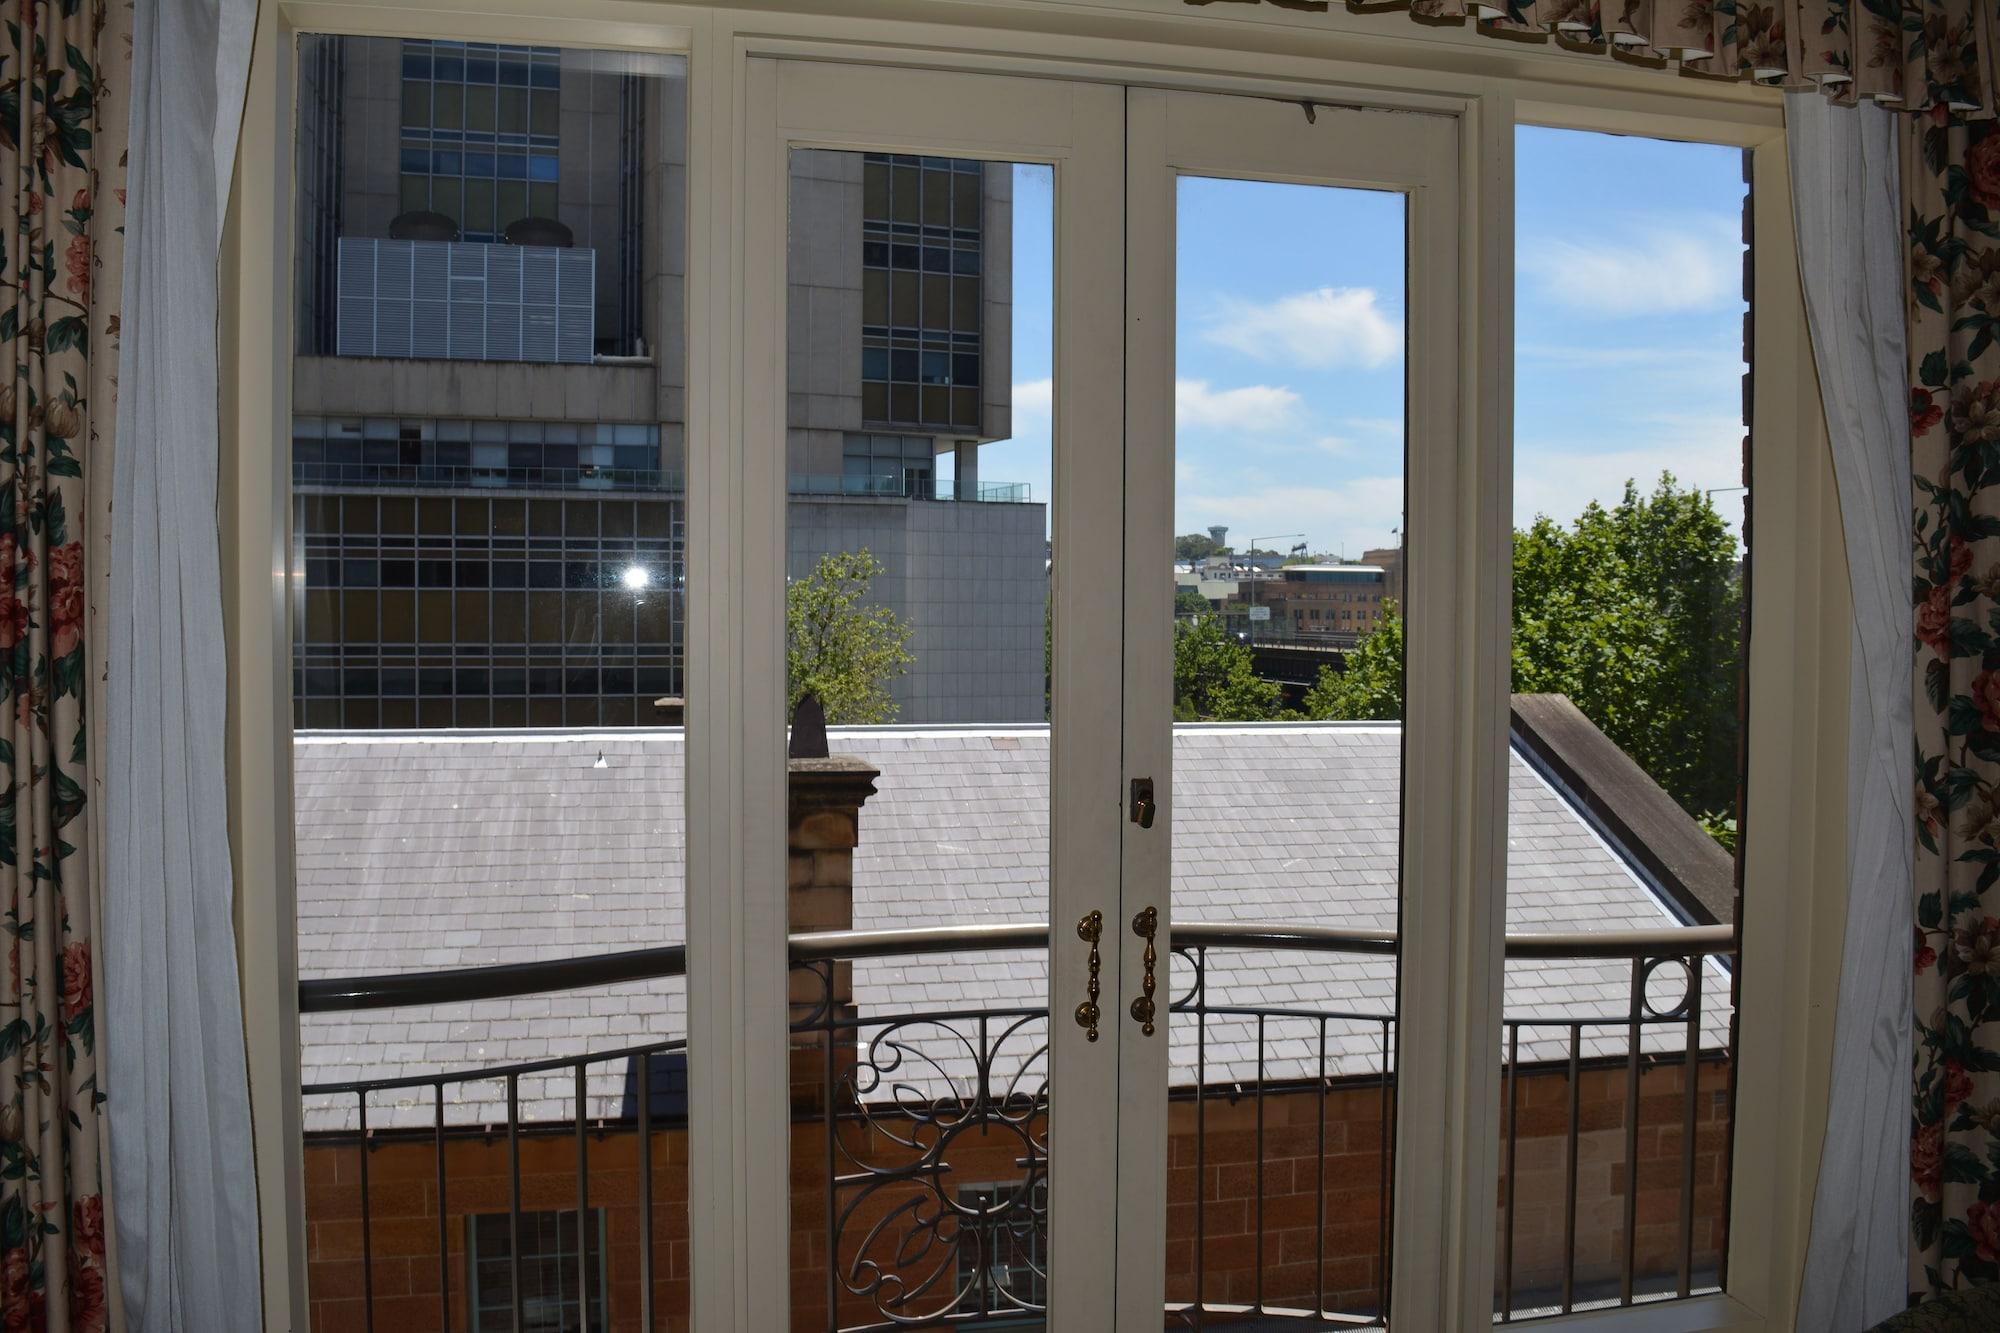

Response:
(1494, 126), (1746, 1320)
(1167, 176), (1406, 1326)
(785, 150), (1054, 1330)
(291, 35), (692, 1331)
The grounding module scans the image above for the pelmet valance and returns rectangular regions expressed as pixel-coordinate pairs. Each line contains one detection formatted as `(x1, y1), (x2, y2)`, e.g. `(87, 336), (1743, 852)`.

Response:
(1189, 0), (2000, 113)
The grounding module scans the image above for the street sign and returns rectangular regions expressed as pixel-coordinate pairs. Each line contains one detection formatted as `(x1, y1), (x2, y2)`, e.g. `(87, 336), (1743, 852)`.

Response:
(1247, 606), (1271, 621)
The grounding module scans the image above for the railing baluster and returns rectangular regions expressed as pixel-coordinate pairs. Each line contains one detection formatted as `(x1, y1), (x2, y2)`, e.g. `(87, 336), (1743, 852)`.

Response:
(1623, 957), (1644, 1306)
(638, 1046), (655, 1333)
(1255, 1012), (1266, 1314)
(435, 1081), (449, 1333)
(358, 1092), (375, 1333)
(1563, 1023), (1581, 1314)
(1680, 959), (1703, 1298)
(823, 963), (839, 1333)
(509, 1072), (523, 1333)
(1378, 1018), (1392, 1324)
(575, 1061), (590, 1332)
(1194, 945), (1207, 1331)
(1315, 1016), (1327, 1318)
(1502, 1023), (1518, 1322)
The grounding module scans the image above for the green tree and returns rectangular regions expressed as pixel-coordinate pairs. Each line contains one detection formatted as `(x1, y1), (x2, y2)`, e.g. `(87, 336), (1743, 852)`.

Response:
(1175, 585), (1211, 618)
(786, 549), (915, 724)
(1301, 475), (1743, 824)
(1175, 533), (1230, 562)
(1303, 603), (1403, 721)
(1173, 617), (1282, 721)
(1511, 475), (1741, 820)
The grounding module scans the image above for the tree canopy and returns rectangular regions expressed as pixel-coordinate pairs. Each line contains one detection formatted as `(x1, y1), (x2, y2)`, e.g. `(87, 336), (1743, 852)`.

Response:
(1301, 604), (1403, 721)
(1172, 617), (1282, 722)
(1303, 475), (1742, 821)
(1175, 533), (1230, 562)
(786, 549), (915, 725)
(1509, 475), (1741, 818)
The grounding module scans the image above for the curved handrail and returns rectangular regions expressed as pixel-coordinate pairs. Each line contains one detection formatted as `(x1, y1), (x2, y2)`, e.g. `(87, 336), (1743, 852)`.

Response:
(300, 942), (688, 1013)
(299, 920), (1733, 1014)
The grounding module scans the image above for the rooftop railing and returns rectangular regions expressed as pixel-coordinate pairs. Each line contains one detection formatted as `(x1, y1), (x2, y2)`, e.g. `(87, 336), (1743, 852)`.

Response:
(299, 920), (1733, 1333)
(787, 474), (1034, 503)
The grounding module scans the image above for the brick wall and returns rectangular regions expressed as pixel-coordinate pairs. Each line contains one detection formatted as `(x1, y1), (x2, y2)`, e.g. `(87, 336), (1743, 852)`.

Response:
(304, 1054), (1730, 1331)
(306, 1126), (692, 1333)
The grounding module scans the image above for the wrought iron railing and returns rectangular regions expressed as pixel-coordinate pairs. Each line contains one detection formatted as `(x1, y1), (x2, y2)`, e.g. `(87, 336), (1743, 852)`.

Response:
(299, 921), (1733, 1333)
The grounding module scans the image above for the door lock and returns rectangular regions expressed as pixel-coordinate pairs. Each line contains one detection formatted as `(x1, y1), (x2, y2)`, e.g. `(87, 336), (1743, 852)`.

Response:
(1129, 777), (1156, 829)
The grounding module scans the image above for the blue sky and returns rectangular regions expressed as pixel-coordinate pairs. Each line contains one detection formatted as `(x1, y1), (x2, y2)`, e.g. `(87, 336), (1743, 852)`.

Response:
(978, 126), (1750, 556)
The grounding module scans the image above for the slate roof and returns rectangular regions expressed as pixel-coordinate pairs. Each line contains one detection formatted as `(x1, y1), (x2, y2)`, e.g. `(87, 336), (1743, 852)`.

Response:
(295, 724), (1730, 1132)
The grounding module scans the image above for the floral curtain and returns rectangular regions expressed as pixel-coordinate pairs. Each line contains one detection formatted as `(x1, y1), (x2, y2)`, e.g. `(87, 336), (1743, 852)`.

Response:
(0, 2), (128, 1331)
(1186, 0), (2000, 112)
(1908, 105), (2000, 1297)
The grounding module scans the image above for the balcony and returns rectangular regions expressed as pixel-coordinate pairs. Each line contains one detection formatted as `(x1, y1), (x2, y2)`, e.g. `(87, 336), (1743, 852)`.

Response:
(299, 920), (1731, 1332)
(789, 474), (1035, 504)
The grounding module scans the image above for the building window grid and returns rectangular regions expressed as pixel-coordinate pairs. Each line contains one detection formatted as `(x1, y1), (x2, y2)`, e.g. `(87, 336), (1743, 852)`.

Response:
(953, 1182), (1047, 1326)
(861, 153), (983, 431)
(294, 493), (684, 729)
(465, 1208), (607, 1333)
(841, 432), (937, 498)
(399, 40), (561, 241)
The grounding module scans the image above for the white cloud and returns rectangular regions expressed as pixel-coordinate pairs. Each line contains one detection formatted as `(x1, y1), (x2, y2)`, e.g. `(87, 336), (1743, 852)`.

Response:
(1518, 343), (1744, 374)
(1175, 378), (1301, 432)
(1177, 477), (1407, 559)
(1012, 377), (1053, 419)
(1514, 413), (1746, 540)
(1202, 287), (1402, 369)
(1017, 375), (1305, 435)
(1521, 223), (1740, 316)
(1337, 416), (1404, 439)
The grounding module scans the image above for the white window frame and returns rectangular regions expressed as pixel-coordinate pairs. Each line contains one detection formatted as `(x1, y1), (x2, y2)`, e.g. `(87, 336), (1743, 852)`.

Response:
(226, 4), (1845, 1331)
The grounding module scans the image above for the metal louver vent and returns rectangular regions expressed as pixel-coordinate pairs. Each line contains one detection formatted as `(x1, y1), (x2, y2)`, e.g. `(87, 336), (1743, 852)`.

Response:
(335, 238), (596, 365)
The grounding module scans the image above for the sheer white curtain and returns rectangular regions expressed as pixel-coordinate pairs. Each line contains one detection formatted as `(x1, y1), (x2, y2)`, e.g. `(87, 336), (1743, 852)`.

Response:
(1787, 91), (1916, 1329)
(103, 0), (260, 1328)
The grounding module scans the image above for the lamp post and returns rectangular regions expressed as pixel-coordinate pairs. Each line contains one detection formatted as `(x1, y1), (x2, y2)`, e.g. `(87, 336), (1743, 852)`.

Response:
(1246, 532), (1303, 646)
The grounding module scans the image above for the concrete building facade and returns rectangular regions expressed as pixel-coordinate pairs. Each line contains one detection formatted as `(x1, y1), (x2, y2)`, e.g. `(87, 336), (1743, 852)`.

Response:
(291, 38), (1047, 729)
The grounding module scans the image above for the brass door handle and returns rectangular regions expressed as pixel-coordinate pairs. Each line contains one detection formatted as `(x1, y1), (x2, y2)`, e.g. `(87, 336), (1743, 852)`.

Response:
(1130, 905), (1158, 1036)
(1075, 910), (1104, 1042)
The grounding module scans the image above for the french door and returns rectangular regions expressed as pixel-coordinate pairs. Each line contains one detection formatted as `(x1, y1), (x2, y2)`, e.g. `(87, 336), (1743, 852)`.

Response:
(749, 59), (1476, 1333)
(1119, 88), (1470, 1333)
